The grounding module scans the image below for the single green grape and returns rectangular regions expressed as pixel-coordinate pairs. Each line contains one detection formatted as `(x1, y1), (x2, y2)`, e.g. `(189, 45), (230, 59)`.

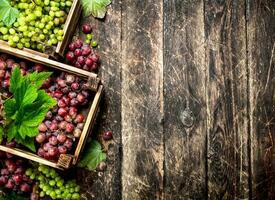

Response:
(35, 10), (42, 17)
(45, 24), (52, 30)
(75, 186), (80, 192)
(39, 34), (46, 40)
(40, 191), (45, 198)
(30, 174), (36, 180)
(57, 35), (63, 41)
(66, 193), (72, 199)
(56, 179), (64, 187)
(43, 29), (49, 34)
(9, 28), (16, 35)
(86, 34), (93, 40)
(64, 188), (70, 194)
(3, 35), (9, 41)
(25, 42), (31, 48)
(8, 40), (15, 47)
(72, 193), (80, 199)
(49, 180), (56, 186)
(17, 43), (24, 49)
(44, 0), (50, 6)
(49, 11), (55, 17)
(42, 185), (50, 192)
(25, 169), (33, 176)
(46, 190), (51, 196)
(13, 35), (20, 42)
(23, 31), (28, 37)
(91, 40), (98, 47)
(54, 18), (60, 25)
(13, 22), (19, 27)
(38, 23), (45, 29)
(65, 1), (72, 7)
(38, 175), (44, 181)
(51, 38), (58, 45)
(57, 29), (64, 36)
(50, 191), (56, 198)
(85, 39), (91, 44)
(55, 189), (61, 195)
(0, 27), (8, 35)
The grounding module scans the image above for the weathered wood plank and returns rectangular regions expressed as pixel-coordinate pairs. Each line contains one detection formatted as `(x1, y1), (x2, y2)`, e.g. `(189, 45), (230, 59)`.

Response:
(247, 0), (275, 199)
(163, 0), (207, 199)
(204, 0), (250, 199)
(76, 1), (123, 199)
(121, 0), (164, 199)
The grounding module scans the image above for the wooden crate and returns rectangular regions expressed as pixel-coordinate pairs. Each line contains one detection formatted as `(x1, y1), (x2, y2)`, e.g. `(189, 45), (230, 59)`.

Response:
(0, 43), (103, 170)
(0, 0), (81, 59)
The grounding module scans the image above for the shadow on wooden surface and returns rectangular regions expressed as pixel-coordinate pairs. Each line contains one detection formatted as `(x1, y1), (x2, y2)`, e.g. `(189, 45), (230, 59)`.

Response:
(76, 0), (275, 199)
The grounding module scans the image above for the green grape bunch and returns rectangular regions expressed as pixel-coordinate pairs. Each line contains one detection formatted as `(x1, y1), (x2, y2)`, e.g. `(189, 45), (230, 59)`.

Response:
(0, 0), (73, 52)
(26, 164), (80, 200)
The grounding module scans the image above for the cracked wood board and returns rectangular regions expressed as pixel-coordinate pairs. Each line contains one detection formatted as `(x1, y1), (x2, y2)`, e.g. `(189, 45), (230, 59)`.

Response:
(247, 0), (275, 199)
(121, 0), (164, 199)
(204, 0), (250, 198)
(163, 0), (207, 199)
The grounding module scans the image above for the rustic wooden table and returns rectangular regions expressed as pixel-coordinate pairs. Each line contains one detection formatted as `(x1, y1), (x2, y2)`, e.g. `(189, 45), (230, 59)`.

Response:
(75, 0), (274, 199)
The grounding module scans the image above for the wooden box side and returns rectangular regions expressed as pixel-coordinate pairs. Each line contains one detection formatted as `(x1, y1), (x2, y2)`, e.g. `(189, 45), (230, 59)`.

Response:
(0, 43), (98, 82)
(73, 85), (104, 164)
(0, 145), (63, 170)
(56, 0), (82, 57)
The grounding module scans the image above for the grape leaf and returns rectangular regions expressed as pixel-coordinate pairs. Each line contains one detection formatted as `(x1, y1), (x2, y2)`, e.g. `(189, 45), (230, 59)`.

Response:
(26, 71), (52, 89)
(4, 99), (17, 118)
(9, 67), (22, 93)
(0, 0), (19, 26)
(3, 67), (56, 151)
(7, 122), (17, 142)
(81, 0), (112, 18)
(22, 106), (49, 127)
(78, 140), (106, 170)
(18, 125), (38, 139)
(0, 127), (3, 143)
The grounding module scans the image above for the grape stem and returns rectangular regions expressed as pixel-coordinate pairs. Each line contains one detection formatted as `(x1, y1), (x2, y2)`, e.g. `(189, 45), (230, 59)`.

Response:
(31, 0), (38, 5)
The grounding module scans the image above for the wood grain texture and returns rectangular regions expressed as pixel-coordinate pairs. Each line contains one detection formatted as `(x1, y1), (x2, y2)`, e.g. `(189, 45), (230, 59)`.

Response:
(121, 0), (164, 199)
(247, 0), (275, 199)
(76, 1), (123, 199)
(204, 0), (249, 199)
(163, 0), (207, 199)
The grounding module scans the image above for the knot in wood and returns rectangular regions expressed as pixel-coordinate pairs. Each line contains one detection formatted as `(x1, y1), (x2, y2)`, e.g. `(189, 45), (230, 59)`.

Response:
(180, 108), (194, 128)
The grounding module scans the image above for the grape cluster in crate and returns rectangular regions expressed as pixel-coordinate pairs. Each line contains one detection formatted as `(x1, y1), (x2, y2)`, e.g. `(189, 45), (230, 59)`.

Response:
(0, 53), (92, 162)
(0, 0), (73, 52)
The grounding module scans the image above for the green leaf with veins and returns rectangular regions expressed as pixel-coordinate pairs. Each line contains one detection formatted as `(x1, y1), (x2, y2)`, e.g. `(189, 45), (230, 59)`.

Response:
(23, 106), (49, 127)
(81, 0), (112, 18)
(4, 99), (17, 118)
(78, 140), (106, 170)
(0, 0), (19, 26)
(3, 67), (56, 151)
(9, 67), (22, 93)
(26, 71), (52, 89)
(7, 122), (18, 142)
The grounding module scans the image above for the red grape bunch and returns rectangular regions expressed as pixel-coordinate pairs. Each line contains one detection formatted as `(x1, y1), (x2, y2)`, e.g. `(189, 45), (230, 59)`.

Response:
(36, 72), (90, 161)
(0, 152), (33, 194)
(66, 24), (100, 72)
